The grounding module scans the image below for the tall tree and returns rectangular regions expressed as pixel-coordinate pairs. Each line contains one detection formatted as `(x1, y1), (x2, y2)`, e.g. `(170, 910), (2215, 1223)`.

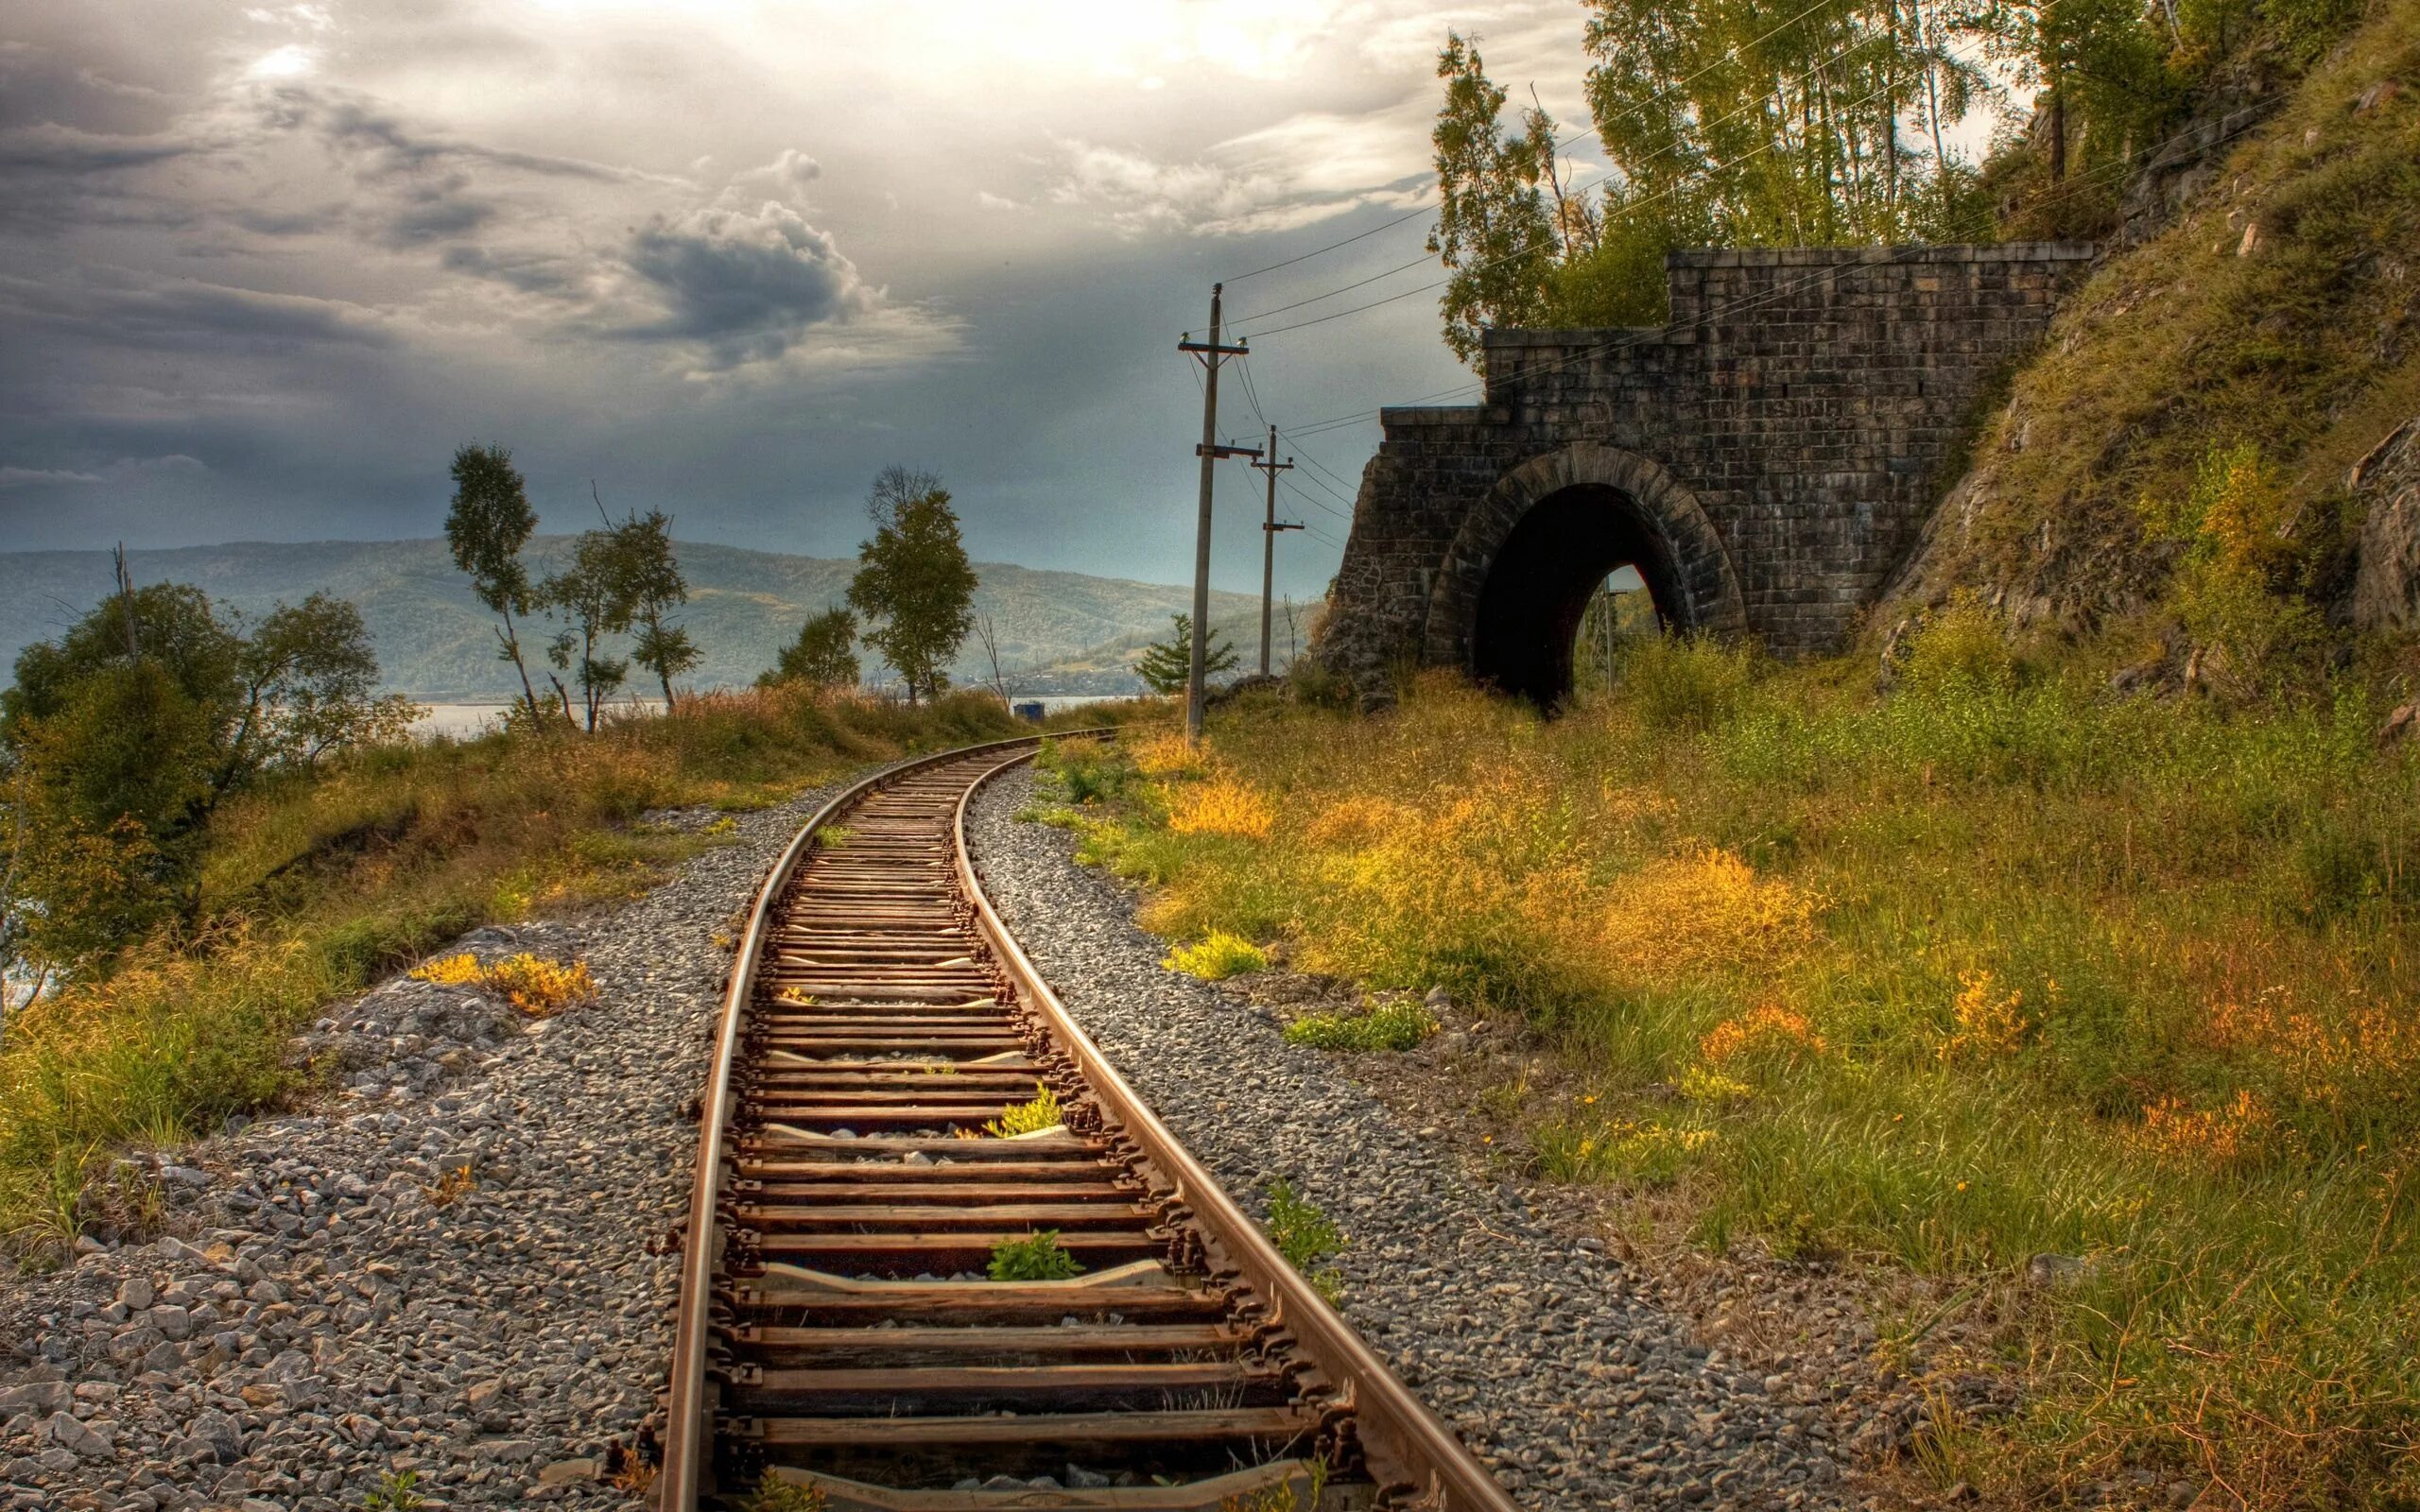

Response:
(846, 467), (977, 706)
(2, 580), (409, 972)
(1429, 33), (1563, 367)
(1134, 614), (1237, 696)
(445, 445), (544, 726)
(761, 608), (862, 689)
(605, 504), (699, 710)
(540, 529), (639, 731)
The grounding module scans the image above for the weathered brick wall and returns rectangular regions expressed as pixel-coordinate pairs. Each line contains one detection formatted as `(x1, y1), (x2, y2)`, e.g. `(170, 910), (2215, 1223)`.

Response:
(1316, 243), (2093, 696)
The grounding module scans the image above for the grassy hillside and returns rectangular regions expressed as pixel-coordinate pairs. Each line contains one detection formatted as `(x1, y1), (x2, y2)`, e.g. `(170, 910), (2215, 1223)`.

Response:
(0, 688), (1127, 1263)
(0, 540), (1262, 698)
(1048, 644), (2419, 1507)
(1888, 0), (2420, 658)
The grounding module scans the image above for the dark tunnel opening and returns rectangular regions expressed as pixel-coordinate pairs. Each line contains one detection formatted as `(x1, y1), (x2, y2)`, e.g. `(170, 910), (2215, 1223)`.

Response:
(1469, 484), (1679, 706)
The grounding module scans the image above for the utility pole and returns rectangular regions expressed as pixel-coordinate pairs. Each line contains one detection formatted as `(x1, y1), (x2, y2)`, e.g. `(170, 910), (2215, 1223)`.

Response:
(1177, 285), (1257, 742)
(1250, 425), (1300, 678)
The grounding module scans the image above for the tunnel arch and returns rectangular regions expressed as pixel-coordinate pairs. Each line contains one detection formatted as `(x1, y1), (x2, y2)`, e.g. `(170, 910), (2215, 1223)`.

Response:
(1423, 443), (1747, 704)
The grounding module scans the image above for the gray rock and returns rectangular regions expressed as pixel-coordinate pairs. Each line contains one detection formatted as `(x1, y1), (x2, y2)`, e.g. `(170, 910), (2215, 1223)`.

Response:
(2352, 415), (2420, 631)
(0, 1383), (70, 1418)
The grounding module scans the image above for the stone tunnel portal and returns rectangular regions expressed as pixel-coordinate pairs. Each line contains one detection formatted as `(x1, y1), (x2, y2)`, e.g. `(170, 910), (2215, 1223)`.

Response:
(1311, 243), (2098, 702)
(1470, 483), (1676, 705)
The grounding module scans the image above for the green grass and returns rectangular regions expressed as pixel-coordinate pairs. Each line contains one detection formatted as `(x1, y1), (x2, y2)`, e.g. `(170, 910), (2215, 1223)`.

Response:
(1163, 929), (1270, 981)
(1282, 999), (1436, 1052)
(1898, 0), (2420, 635)
(1052, 648), (2420, 1506)
(0, 687), (1124, 1263)
(1264, 1178), (1345, 1302)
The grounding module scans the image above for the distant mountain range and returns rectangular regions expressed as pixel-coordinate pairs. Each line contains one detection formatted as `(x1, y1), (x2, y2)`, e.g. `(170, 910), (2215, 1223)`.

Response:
(0, 540), (1276, 699)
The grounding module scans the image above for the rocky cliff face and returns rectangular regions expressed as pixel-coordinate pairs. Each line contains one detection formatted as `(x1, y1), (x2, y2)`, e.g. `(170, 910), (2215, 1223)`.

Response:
(1877, 9), (2420, 647)
(2352, 416), (2420, 631)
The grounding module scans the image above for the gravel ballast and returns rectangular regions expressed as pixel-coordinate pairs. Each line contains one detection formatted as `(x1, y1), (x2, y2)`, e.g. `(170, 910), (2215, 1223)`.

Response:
(967, 765), (1855, 1511)
(0, 785), (855, 1512)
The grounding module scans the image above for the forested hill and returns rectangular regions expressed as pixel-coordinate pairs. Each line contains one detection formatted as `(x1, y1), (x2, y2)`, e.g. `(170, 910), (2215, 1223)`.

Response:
(0, 540), (1261, 698)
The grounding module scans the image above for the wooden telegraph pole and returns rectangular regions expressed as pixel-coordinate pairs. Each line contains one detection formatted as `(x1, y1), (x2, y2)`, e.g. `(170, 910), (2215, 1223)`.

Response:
(1177, 285), (1258, 742)
(1250, 426), (1300, 678)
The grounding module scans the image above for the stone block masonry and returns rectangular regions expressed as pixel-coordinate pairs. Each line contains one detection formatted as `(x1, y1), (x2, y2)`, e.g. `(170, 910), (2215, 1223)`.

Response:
(1314, 242), (2094, 702)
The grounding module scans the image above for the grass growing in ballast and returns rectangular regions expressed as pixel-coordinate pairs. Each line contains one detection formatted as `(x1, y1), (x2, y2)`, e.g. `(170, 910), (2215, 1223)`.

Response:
(0, 686), (1118, 1264)
(1043, 639), (2420, 1507)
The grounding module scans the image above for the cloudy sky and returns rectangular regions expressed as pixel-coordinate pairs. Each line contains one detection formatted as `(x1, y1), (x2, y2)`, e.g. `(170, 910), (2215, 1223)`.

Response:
(0, 0), (1621, 600)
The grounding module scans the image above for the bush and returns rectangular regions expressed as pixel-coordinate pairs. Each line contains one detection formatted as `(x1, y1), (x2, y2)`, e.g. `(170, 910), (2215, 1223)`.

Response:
(0, 686), (1111, 1263)
(1620, 634), (1758, 731)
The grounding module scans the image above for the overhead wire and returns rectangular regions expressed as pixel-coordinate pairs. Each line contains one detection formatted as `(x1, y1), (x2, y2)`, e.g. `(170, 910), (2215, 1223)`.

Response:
(1229, 19), (1898, 332)
(1244, 101), (2273, 451)
(1216, 0), (1864, 288)
(1236, 43), (1947, 343)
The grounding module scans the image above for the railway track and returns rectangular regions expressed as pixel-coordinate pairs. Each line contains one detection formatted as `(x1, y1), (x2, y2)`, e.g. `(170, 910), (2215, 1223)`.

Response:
(655, 733), (1517, 1512)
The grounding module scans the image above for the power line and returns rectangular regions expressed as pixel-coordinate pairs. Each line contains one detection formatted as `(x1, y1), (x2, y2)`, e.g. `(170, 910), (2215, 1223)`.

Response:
(1237, 45), (1945, 343)
(1230, 17), (1900, 332)
(1216, 0), (1867, 291)
(1247, 102), (2263, 452)
(1219, 194), (1439, 284)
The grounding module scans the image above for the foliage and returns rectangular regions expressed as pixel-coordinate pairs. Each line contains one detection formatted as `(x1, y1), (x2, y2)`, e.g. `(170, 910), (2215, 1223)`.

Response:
(2137, 441), (2323, 697)
(1903, 0), (2420, 624)
(847, 466), (977, 705)
(0, 686), (1094, 1262)
(1283, 999), (1434, 1052)
(1428, 33), (1562, 366)
(764, 607), (861, 689)
(1052, 667), (2420, 1503)
(735, 1470), (828, 1512)
(361, 1469), (425, 1511)
(408, 952), (596, 1016)
(987, 1229), (1083, 1281)
(1429, 0), (2004, 361)
(541, 526), (639, 732)
(1164, 930), (1270, 981)
(1132, 613), (1238, 696)
(612, 507), (700, 709)
(1, 586), (414, 977)
(1263, 1178), (1345, 1301)
(984, 1081), (1063, 1137)
(444, 444), (544, 723)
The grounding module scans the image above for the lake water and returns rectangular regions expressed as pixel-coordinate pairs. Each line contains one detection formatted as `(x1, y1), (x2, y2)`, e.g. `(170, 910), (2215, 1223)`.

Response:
(408, 693), (1131, 741)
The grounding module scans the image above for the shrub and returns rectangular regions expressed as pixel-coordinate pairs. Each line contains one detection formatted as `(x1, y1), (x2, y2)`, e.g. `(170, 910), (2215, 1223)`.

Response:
(1, 686), (1099, 1262)
(1163, 930), (1270, 980)
(987, 1230), (1082, 1281)
(1621, 635), (1758, 731)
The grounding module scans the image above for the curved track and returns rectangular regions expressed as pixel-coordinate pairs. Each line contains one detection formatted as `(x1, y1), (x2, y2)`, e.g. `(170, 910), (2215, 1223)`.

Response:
(655, 733), (1516, 1512)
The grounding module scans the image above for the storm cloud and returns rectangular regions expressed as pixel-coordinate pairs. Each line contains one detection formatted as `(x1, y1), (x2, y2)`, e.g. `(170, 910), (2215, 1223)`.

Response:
(0, 0), (1596, 601)
(618, 201), (879, 369)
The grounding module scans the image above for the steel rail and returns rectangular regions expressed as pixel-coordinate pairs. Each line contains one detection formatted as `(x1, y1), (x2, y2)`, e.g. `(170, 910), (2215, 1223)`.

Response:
(658, 733), (1075, 1509)
(657, 729), (1518, 1511)
(955, 748), (1518, 1512)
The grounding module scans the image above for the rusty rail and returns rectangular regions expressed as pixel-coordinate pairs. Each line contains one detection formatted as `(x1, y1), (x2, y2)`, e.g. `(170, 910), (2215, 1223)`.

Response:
(655, 731), (1518, 1511)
